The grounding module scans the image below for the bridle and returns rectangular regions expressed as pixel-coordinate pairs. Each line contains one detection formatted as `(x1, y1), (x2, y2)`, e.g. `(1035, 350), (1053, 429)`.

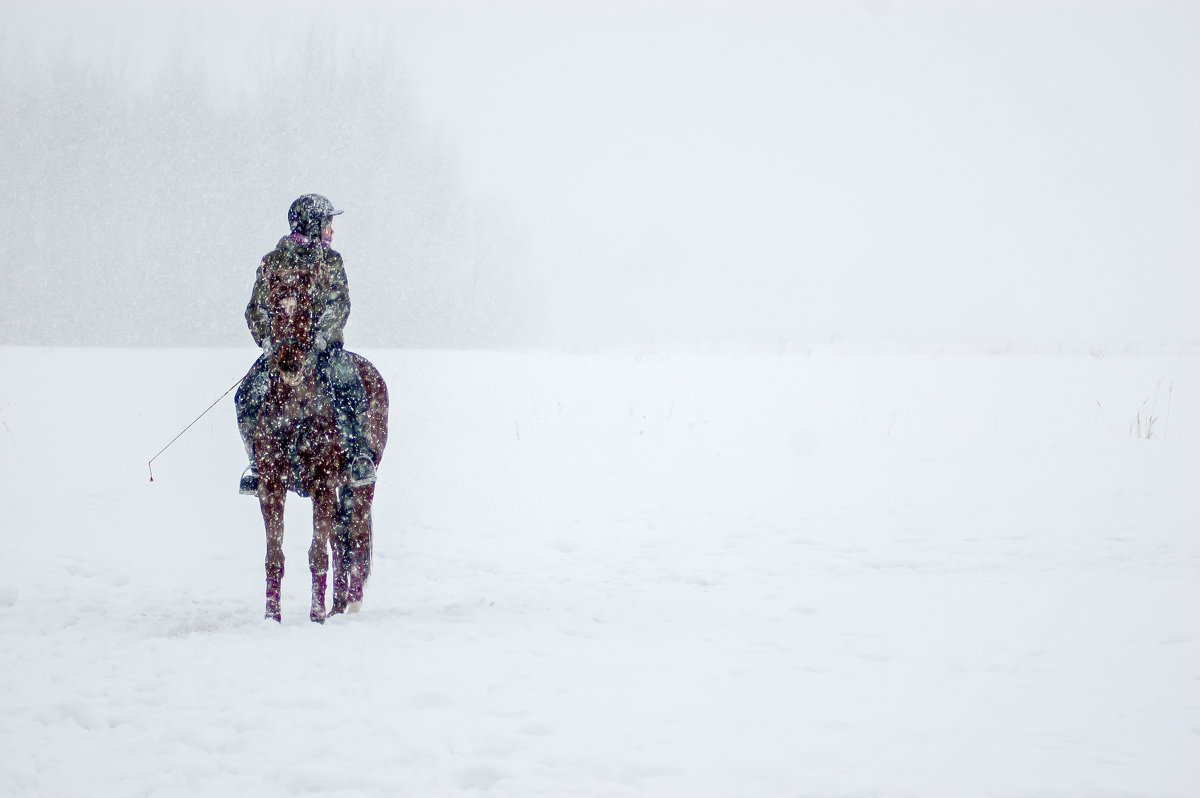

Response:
(271, 337), (317, 387)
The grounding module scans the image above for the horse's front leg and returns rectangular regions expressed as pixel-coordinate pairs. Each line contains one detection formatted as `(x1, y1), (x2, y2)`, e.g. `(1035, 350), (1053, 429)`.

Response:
(259, 473), (286, 623)
(309, 483), (336, 623)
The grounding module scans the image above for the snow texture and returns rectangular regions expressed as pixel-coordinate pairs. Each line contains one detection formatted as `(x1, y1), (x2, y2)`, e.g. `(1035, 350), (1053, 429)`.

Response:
(1, 346), (1197, 797)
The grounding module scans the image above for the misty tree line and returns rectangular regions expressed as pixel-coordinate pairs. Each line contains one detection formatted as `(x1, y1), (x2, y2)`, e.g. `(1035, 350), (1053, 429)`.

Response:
(0, 32), (539, 348)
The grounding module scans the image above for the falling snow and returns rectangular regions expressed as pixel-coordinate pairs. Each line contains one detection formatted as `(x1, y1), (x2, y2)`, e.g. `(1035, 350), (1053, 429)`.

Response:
(1, 346), (1197, 797)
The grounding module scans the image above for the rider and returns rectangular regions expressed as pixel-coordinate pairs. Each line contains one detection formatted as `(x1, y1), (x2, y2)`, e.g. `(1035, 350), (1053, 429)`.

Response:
(235, 193), (376, 495)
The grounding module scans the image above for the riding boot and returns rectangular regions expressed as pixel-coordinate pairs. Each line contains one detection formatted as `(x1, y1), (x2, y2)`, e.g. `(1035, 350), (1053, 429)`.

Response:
(324, 349), (375, 488)
(236, 357), (269, 496)
(340, 409), (376, 488)
(238, 419), (260, 495)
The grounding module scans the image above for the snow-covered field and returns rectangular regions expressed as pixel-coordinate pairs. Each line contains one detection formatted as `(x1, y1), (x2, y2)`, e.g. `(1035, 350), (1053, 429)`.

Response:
(1, 346), (1197, 797)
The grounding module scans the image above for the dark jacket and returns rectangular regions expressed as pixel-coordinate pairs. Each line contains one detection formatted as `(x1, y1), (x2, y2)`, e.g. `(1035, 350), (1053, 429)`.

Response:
(246, 234), (351, 349)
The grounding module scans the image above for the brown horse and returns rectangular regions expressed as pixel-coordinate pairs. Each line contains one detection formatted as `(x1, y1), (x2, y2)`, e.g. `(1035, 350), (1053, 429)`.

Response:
(248, 247), (388, 623)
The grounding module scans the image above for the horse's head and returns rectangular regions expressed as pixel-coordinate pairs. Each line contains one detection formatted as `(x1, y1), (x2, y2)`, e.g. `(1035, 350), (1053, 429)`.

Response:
(263, 247), (330, 386)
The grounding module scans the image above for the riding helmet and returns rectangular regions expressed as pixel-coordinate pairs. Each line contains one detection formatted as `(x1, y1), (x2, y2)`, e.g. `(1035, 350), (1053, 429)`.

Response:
(288, 194), (344, 238)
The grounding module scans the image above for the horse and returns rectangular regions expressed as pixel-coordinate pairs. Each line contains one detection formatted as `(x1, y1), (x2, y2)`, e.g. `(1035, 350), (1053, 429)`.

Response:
(247, 246), (388, 623)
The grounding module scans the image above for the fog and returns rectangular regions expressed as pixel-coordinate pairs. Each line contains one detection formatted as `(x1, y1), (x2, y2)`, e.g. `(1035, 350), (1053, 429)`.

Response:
(3, 0), (1197, 350)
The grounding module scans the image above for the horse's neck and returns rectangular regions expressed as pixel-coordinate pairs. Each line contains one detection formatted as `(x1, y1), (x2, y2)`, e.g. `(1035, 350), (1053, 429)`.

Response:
(268, 374), (322, 420)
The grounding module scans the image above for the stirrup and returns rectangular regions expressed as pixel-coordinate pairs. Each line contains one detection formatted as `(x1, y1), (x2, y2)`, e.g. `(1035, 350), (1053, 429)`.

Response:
(347, 456), (376, 488)
(239, 467), (260, 496)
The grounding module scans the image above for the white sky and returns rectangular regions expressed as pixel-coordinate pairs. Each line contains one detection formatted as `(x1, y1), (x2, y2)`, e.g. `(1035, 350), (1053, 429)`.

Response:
(388, 0), (1200, 347)
(8, 0), (1200, 347)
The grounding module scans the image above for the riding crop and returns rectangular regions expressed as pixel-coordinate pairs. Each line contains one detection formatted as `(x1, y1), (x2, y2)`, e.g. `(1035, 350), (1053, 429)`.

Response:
(146, 375), (243, 482)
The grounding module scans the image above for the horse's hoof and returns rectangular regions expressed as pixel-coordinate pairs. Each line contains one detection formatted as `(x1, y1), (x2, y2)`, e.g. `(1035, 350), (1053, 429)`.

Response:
(347, 600), (363, 614)
(310, 610), (326, 624)
(265, 611), (281, 623)
(329, 601), (347, 616)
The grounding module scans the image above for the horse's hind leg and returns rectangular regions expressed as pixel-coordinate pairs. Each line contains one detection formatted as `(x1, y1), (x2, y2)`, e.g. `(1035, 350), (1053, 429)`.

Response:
(329, 488), (353, 616)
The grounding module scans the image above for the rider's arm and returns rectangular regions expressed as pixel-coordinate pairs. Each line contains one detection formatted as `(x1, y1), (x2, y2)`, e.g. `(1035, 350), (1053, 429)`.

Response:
(314, 252), (350, 345)
(245, 262), (271, 348)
